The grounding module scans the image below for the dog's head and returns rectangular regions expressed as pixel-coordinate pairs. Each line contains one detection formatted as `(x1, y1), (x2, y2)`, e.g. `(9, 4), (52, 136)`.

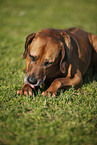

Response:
(23, 29), (70, 88)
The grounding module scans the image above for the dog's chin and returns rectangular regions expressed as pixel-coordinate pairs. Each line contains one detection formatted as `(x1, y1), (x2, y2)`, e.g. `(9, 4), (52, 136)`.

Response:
(24, 76), (46, 89)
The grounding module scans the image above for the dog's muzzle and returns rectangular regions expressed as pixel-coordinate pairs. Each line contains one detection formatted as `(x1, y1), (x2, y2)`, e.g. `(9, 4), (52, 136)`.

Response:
(27, 76), (37, 85)
(24, 75), (46, 89)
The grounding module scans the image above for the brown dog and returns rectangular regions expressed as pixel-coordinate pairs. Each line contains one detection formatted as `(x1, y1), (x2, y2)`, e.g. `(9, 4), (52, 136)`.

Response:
(17, 28), (97, 96)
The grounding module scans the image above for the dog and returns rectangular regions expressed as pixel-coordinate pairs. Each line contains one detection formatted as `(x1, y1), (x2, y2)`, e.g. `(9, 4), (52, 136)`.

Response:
(17, 27), (97, 96)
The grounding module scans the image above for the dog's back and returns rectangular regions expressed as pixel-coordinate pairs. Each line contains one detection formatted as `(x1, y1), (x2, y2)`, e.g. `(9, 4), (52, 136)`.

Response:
(64, 28), (97, 74)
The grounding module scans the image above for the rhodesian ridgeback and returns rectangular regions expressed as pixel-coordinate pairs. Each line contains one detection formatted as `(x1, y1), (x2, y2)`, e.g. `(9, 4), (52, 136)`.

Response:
(17, 28), (97, 96)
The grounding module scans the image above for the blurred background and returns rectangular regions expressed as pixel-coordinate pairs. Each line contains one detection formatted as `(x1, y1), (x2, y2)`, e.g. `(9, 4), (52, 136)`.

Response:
(0, 0), (97, 39)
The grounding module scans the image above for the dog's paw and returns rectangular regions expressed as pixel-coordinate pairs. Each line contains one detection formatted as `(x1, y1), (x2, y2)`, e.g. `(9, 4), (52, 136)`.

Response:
(17, 84), (35, 96)
(42, 80), (60, 97)
(42, 89), (57, 97)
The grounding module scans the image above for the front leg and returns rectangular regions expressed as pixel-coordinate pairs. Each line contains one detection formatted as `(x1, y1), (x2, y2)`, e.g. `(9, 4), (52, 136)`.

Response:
(42, 70), (82, 96)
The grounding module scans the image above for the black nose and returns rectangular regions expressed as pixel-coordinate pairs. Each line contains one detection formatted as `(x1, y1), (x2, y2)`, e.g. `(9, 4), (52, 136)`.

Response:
(27, 76), (37, 85)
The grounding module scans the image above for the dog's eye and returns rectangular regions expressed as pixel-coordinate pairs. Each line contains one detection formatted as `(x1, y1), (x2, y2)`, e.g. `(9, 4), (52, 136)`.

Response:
(44, 60), (53, 67)
(29, 53), (37, 62)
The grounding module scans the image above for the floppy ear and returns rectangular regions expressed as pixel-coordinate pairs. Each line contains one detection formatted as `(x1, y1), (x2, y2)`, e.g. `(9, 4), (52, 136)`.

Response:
(23, 33), (36, 59)
(60, 33), (71, 73)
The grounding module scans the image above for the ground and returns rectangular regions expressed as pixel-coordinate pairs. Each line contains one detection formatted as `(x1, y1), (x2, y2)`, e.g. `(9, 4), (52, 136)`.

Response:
(0, 0), (97, 144)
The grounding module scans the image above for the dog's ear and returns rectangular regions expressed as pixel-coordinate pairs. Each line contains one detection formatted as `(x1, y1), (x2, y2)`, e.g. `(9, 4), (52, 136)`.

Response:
(60, 33), (71, 73)
(23, 33), (36, 59)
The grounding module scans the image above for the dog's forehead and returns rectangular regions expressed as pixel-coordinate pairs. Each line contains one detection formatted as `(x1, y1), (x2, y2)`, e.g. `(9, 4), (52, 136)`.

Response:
(45, 40), (60, 60)
(29, 36), (60, 60)
(29, 37), (46, 56)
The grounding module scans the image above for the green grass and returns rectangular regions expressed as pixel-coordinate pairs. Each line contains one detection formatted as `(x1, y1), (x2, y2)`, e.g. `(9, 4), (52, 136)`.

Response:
(0, 0), (97, 144)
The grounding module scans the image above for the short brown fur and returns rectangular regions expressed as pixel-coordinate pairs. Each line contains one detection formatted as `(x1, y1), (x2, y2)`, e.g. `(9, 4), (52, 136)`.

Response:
(17, 28), (97, 96)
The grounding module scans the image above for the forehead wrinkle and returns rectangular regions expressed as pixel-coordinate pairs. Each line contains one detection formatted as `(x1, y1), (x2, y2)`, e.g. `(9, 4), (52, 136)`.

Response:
(29, 37), (46, 57)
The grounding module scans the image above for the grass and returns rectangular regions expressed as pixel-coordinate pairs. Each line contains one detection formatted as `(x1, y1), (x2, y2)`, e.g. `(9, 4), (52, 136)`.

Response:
(0, 0), (97, 144)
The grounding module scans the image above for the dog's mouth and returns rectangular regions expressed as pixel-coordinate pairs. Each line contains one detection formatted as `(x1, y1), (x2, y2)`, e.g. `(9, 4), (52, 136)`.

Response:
(24, 76), (46, 89)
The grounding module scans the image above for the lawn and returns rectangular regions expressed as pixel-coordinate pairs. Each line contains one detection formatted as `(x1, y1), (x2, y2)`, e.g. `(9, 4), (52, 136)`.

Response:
(0, 0), (97, 145)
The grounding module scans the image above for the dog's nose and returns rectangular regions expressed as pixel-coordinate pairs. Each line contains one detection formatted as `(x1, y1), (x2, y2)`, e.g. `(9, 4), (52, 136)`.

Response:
(27, 76), (37, 85)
